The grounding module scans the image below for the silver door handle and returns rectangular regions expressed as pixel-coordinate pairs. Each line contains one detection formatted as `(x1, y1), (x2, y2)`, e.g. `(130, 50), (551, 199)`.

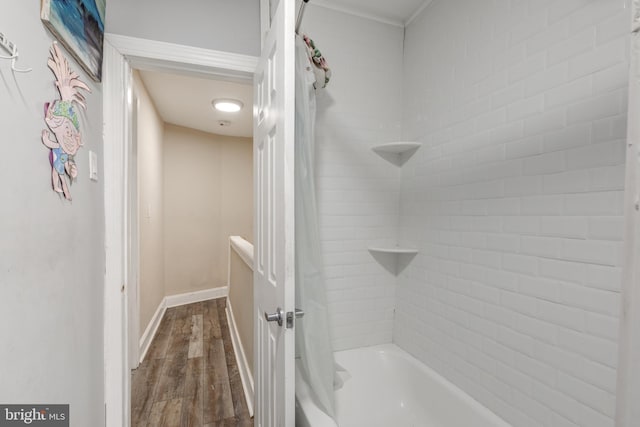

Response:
(265, 308), (284, 326)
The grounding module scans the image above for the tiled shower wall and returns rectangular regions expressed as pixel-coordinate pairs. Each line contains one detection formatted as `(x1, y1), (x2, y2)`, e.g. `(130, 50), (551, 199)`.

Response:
(303, 6), (405, 350)
(397, 1), (629, 426)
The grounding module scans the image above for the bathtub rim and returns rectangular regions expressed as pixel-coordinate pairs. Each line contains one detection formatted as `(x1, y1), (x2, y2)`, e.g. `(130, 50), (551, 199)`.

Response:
(295, 343), (511, 427)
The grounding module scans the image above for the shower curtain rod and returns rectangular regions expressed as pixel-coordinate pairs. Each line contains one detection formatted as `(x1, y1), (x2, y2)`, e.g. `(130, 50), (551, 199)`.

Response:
(295, 0), (310, 34)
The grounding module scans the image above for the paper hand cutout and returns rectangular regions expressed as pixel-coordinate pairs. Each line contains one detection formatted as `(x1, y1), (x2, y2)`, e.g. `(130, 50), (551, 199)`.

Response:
(41, 42), (91, 201)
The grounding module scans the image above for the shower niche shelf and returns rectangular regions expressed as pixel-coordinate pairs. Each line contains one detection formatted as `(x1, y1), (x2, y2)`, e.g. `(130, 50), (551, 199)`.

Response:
(368, 247), (419, 276)
(372, 141), (421, 167)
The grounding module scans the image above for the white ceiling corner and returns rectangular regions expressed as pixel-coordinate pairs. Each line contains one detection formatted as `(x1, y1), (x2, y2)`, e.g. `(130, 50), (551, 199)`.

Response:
(310, 0), (432, 26)
(138, 70), (253, 139)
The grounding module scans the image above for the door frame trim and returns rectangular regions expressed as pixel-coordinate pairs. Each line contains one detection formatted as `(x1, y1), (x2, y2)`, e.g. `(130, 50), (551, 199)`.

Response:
(103, 33), (258, 426)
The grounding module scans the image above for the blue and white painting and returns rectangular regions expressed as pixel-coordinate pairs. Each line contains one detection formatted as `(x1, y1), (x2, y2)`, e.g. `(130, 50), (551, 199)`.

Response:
(41, 0), (105, 81)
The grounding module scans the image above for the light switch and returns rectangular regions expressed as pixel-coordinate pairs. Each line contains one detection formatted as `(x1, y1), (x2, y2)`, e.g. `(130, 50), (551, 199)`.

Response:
(89, 150), (98, 181)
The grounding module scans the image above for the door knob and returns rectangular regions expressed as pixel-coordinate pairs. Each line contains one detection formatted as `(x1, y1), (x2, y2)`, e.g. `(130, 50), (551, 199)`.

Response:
(264, 308), (284, 326)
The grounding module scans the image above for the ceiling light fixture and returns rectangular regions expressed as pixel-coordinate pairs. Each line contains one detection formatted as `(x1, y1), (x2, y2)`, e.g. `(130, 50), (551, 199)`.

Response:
(212, 98), (244, 113)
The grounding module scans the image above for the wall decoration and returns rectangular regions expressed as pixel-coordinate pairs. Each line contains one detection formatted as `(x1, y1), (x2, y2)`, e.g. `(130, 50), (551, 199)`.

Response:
(40, 0), (105, 82)
(41, 42), (91, 201)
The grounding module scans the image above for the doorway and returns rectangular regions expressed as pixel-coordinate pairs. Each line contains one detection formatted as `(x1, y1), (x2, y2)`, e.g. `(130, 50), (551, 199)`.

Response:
(103, 34), (258, 427)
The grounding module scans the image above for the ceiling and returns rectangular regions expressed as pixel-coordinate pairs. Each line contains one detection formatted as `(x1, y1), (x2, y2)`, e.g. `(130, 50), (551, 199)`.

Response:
(313, 0), (432, 26)
(138, 0), (433, 138)
(138, 70), (253, 138)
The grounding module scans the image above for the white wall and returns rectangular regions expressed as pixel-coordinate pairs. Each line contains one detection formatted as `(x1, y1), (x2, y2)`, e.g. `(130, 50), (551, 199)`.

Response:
(105, 0), (261, 56)
(0, 1), (104, 424)
(134, 72), (166, 339)
(397, 1), (629, 426)
(163, 125), (253, 296)
(302, 6), (404, 350)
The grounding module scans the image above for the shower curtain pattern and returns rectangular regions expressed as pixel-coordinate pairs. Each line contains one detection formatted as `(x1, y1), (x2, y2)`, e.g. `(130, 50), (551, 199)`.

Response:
(295, 34), (336, 418)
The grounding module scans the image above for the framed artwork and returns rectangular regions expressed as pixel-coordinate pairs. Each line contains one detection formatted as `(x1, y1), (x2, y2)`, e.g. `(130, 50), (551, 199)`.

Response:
(40, 0), (105, 82)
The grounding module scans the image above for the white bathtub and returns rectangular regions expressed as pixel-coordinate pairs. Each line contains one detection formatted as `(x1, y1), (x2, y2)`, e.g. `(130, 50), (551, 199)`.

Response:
(295, 344), (511, 427)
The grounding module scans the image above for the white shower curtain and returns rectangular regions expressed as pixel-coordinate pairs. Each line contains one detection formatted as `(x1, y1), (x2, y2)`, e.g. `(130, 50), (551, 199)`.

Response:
(294, 34), (336, 418)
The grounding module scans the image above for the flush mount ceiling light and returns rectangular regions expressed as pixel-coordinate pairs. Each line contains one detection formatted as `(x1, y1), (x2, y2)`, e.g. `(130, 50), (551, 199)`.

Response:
(212, 98), (244, 113)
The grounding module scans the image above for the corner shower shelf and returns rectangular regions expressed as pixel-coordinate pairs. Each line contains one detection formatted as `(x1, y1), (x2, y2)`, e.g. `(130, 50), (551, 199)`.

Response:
(371, 141), (421, 167)
(368, 247), (419, 276)
(368, 247), (419, 255)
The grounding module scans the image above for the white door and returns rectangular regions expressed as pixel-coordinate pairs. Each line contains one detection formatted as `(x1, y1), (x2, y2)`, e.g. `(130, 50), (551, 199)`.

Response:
(253, 0), (296, 426)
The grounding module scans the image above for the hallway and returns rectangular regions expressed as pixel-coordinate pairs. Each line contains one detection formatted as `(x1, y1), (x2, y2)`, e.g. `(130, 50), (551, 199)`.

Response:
(131, 298), (253, 427)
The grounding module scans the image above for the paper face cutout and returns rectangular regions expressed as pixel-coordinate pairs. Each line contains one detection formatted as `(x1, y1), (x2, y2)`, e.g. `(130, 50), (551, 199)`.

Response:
(41, 42), (91, 201)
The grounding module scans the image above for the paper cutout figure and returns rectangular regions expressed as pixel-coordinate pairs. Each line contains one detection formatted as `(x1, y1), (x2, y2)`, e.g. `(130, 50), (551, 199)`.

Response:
(41, 42), (90, 201)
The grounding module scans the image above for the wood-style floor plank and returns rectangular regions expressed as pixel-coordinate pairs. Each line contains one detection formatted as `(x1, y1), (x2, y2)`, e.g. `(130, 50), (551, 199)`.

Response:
(131, 298), (253, 427)
(131, 358), (164, 426)
(147, 398), (182, 427)
(188, 314), (204, 359)
(145, 311), (174, 361)
(181, 357), (204, 427)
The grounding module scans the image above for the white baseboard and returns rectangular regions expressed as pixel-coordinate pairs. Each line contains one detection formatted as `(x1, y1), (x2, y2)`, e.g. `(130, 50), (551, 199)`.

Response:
(138, 286), (229, 364)
(138, 299), (167, 364)
(226, 300), (254, 417)
(165, 286), (229, 308)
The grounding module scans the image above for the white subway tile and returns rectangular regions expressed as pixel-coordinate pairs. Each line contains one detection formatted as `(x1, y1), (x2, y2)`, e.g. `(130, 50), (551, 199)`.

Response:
(486, 268), (520, 291)
(505, 175), (542, 196)
(498, 325), (535, 354)
(566, 140), (625, 172)
(487, 197), (522, 215)
(510, 9), (547, 46)
(487, 233), (521, 253)
(515, 314), (558, 344)
(540, 216), (588, 239)
(521, 195), (564, 215)
(560, 282), (620, 316)
(524, 109), (567, 137)
(508, 95), (545, 121)
(509, 53), (546, 84)
(493, 83), (525, 108)
(568, 38), (627, 80)
(503, 253), (539, 275)
(588, 217), (624, 241)
(545, 77), (593, 109)
(524, 62), (569, 97)
(585, 312), (619, 342)
(526, 20), (569, 56)
(563, 191), (624, 216)
(475, 108), (507, 132)
(490, 121), (525, 145)
(557, 328), (618, 367)
(566, 92), (623, 125)
(543, 123), (591, 153)
(568, 0), (628, 34)
(547, 27), (595, 67)
(540, 258), (587, 283)
(496, 360), (534, 393)
(548, 0), (589, 23)
(543, 170), (589, 194)
(506, 135), (543, 159)
(580, 358), (618, 394)
(514, 352), (558, 388)
(523, 152), (567, 176)
(503, 216), (540, 235)
(521, 236), (562, 258)
(537, 299), (585, 331)
(589, 164), (625, 192)
(593, 63), (629, 94)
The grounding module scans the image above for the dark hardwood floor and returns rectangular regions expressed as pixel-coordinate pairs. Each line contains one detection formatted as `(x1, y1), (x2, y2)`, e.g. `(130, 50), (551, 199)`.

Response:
(132, 298), (253, 427)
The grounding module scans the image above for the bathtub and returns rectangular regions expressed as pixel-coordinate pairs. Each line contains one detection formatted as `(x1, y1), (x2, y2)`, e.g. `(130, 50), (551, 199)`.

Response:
(295, 344), (510, 427)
